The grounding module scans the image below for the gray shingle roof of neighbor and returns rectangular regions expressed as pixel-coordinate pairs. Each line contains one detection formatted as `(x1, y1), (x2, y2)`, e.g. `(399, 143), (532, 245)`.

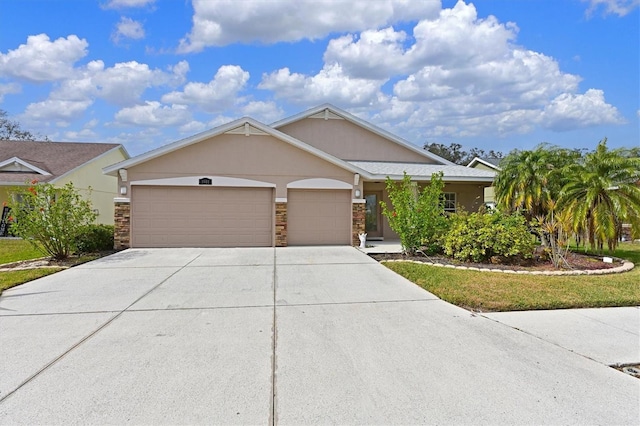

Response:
(479, 157), (502, 166)
(466, 157), (502, 170)
(0, 140), (124, 184)
(348, 161), (496, 182)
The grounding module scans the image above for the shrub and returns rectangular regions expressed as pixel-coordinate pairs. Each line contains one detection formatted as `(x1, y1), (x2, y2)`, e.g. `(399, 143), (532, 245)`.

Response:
(380, 172), (449, 254)
(443, 210), (535, 262)
(74, 224), (114, 254)
(8, 181), (97, 260)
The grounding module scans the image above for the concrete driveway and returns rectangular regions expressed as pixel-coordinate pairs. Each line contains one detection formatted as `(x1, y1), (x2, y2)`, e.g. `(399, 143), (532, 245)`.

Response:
(0, 247), (638, 425)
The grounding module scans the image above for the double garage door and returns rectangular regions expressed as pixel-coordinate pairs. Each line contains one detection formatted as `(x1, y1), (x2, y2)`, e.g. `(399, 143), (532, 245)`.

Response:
(131, 186), (351, 247)
(132, 186), (273, 248)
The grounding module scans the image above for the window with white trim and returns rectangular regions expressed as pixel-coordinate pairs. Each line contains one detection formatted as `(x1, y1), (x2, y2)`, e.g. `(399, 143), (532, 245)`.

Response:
(441, 192), (456, 213)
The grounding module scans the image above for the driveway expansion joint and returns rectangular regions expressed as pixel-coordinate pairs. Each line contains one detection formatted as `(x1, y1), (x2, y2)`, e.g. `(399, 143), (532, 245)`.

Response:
(275, 298), (440, 308)
(0, 253), (203, 405)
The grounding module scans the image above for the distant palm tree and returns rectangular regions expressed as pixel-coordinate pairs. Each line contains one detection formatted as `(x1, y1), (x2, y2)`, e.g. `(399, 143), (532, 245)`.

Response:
(495, 144), (579, 219)
(560, 139), (640, 251)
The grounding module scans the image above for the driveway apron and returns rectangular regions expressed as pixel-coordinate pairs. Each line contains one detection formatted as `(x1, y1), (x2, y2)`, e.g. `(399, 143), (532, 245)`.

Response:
(0, 246), (638, 425)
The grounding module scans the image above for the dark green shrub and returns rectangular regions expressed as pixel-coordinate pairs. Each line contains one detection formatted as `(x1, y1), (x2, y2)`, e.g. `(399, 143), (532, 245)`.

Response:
(443, 211), (535, 262)
(74, 224), (114, 254)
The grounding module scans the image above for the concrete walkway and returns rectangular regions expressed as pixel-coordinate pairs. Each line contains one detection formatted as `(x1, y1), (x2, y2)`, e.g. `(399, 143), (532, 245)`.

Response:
(0, 247), (638, 425)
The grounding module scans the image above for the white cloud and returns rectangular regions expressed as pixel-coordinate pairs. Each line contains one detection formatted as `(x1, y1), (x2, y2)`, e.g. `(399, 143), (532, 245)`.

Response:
(261, 1), (622, 138)
(93, 60), (187, 105)
(64, 128), (98, 140)
(161, 65), (249, 112)
(259, 64), (384, 107)
(178, 0), (441, 52)
(103, 0), (155, 9)
(583, 0), (639, 16)
(324, 28), (410, 79)
(23, 99), (93, 123)
(112, 17), (145, 43)
(179, 120), (206, 134)
(0, 82), (20, 102)
(541, 89), (624, 131)
(241, 101), (285, 123)
(0, 34), (88, 82)
(114, 101), (191, 127)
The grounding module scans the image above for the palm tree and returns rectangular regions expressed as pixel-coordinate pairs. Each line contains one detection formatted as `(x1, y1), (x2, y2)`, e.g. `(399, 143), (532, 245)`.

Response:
(495, 144), (580, 219)
(559, 139), (640, 251)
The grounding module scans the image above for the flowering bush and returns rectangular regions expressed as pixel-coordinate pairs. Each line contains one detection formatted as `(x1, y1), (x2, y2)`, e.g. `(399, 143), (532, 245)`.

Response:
(8, 181), (97, 260)
(380, 172), (448, 254)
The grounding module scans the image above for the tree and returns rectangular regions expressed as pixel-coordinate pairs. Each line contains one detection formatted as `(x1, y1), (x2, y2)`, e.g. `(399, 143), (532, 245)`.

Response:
(8, 181), (97, 260)
(424, 142), (503, 165)
(0, 109), (48, 141)
(494, 144), (581, 220)
(559, 139), (640, 251)
(380, 172), (448, 255)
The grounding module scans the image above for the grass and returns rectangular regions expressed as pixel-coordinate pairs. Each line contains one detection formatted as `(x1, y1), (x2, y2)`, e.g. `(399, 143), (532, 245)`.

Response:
(0, 268), (62, 293)
(0, 239), (45, 265)
(384, 242), (640, 312)
(0, 239), (103, 295)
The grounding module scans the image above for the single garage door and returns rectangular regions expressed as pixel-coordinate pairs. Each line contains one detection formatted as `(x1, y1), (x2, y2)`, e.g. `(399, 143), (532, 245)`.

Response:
(131, 186), (273, 248)
(287, 189), (351, 245)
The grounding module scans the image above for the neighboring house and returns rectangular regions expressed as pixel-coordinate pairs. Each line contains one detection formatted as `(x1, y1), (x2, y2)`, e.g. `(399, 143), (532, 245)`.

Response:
(0, 141), (129, 226)
(104, 104), (496, 249)
(467, 157), (502, 207)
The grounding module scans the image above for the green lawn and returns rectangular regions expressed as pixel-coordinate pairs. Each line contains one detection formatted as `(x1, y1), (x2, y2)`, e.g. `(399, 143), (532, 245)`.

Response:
(0, 268), (62, 293)
(0, 239), (45, 265)
(384, 242), (640, 312)
(0, 239), (50, 295)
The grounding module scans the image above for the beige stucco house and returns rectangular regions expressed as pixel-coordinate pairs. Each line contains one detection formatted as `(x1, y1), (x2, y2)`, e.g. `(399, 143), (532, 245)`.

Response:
(104, 104), (496, 248)
(0, 141), (129, 226)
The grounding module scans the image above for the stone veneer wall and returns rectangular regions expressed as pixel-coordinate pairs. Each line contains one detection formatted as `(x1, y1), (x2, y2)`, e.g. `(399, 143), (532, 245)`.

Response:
(352, 202), (366, 246)
(275, 202), (287, 247)
(114, 201), (131, 250)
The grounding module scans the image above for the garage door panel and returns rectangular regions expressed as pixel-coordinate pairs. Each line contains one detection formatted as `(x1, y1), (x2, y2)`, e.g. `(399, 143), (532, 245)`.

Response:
(132, 186), (273, 248)
(288, 189), (351, 245)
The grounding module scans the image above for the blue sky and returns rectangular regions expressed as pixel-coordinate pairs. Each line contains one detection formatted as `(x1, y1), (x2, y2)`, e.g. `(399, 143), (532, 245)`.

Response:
(0, 0), (638, 156)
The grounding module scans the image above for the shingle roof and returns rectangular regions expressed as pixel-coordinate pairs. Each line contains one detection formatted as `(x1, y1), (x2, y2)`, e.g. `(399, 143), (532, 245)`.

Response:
(466, 157), (502, 170)
(0, 140), (122, 184)
(348, 161), (496, 182)
(481, 158), (502, 167)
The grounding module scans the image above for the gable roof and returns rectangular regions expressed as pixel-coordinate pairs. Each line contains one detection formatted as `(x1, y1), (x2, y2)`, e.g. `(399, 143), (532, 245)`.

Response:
(104, 112), (495, 183)
(466, 157), (502, 171)
(271, 103), (455, 166)
(103, 117), (366, 177)
(0, 141), (127, 185)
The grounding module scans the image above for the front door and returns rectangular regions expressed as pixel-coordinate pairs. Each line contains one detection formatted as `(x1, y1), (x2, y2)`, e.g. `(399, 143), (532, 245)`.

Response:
(364, 191), (383, 239)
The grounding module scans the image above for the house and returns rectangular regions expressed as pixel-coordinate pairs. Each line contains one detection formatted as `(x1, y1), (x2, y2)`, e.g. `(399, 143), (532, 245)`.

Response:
(467, 156), (502, 207)
(466, 157), (502, 172)
(0, 141), (129, 226)
(103, 104), (496, 249)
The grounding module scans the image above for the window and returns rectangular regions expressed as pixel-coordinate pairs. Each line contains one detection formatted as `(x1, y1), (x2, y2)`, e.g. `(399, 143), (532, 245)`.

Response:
(441, 192), (456, 213)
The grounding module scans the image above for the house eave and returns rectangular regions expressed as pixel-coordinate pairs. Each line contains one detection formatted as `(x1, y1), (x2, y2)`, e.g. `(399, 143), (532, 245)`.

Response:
(365, 174), (495, 183)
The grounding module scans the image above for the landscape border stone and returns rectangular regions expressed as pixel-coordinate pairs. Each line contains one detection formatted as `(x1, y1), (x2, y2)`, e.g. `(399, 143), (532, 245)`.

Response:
(380, 258), (635, 275)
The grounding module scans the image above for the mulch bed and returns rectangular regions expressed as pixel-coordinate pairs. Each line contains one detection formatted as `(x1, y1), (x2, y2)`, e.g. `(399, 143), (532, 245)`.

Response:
(370, 251), (620, 272)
